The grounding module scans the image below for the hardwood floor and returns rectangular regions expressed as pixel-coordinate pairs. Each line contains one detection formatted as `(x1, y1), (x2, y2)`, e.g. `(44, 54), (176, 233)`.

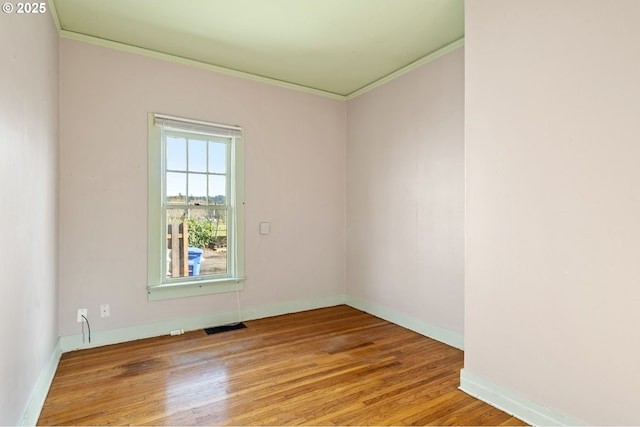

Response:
(38, 305), (526, 426)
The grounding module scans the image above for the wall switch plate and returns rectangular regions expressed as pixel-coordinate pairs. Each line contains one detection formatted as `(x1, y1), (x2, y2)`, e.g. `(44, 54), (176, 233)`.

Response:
(100, 304), (110, 318)
(77, 308), (87, 323)
(260, 222), (270, 234)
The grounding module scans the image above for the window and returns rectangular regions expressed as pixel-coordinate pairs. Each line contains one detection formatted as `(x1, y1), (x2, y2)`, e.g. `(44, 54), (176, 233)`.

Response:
(147, 114), (245, 300)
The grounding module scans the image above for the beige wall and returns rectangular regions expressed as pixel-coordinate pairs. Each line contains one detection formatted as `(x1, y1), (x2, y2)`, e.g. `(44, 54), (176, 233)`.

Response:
(0, 11), (59, 426)
(346, 48), (465, 335)
(58, 39), (346, 336)
(465, 0), (640, 424)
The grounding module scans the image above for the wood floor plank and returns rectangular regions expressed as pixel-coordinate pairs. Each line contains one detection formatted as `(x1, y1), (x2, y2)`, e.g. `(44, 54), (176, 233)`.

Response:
(38, 305), (527, 426)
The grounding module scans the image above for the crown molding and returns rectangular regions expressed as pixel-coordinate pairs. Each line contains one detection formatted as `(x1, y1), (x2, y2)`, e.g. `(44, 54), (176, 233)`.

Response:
(346, 37), (465, 100)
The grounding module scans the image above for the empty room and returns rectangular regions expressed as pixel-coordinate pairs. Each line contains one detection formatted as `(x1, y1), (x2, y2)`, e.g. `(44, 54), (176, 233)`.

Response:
(2, 0), (639, 425)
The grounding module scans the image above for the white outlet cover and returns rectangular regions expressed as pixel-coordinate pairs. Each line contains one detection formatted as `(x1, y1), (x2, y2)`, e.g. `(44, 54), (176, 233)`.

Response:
(100, 304), (110, 318)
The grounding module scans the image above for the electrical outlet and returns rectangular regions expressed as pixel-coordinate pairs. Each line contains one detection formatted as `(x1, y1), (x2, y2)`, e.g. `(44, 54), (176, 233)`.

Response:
(100, 304), (110, 318)
(77, 308), (87, 323)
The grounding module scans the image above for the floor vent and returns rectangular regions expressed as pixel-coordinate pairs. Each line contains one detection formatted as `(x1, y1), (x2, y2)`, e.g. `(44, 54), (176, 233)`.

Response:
(204, 322), (247, 335)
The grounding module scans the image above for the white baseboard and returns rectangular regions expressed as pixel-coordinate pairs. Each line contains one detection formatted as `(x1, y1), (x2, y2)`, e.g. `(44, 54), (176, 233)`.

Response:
(60, 294), (347, 352)
(19, 339), (63, 426)
(459, 369), (586, 426)
(345, 295), (464, 350)
(240, 294), (347, 321)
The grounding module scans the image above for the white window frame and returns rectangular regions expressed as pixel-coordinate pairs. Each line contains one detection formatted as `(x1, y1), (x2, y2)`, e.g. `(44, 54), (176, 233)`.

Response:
(147, 113), (245, 301)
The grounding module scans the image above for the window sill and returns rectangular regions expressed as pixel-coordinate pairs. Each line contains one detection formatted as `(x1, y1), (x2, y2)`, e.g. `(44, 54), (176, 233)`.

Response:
(148, 277), (245, 301)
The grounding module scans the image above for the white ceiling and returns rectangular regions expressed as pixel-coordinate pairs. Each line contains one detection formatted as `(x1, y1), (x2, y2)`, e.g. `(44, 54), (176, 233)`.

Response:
(51, 0), (464, 97)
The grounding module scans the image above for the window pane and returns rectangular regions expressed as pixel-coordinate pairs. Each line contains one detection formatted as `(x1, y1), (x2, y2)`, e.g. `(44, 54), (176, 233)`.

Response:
(165, 209), (228, 278)
(166, 210), (188, 278)
(166, 137), (186, 171)
(166, 172), (186, 204)
(188, 139), (207, 172)
(208, 141), (226, 174)
(166, 208), (188, 224)
(188, 173), (207, 205)
(208, 175), (226, 205)
(184, 209), (228, 277)
(197, 209), (228, 276)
